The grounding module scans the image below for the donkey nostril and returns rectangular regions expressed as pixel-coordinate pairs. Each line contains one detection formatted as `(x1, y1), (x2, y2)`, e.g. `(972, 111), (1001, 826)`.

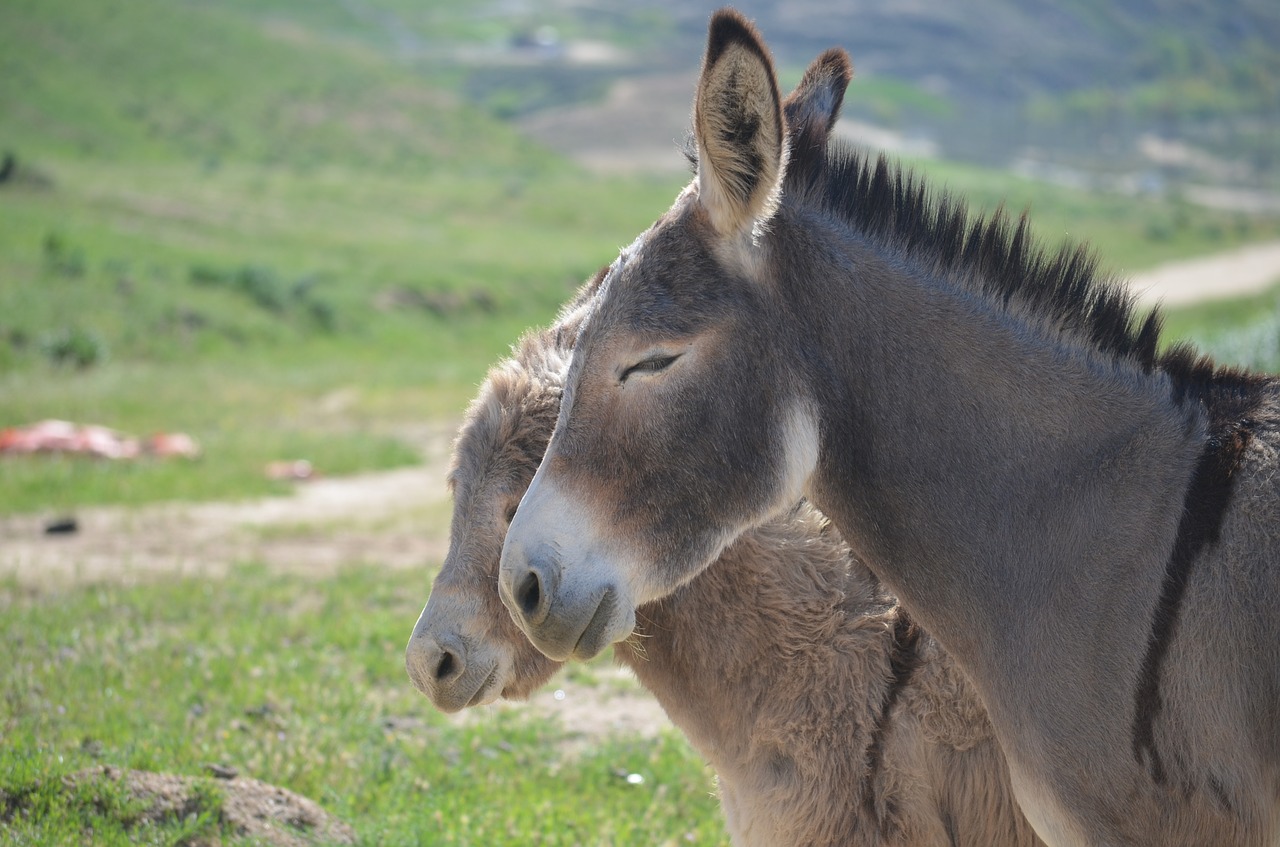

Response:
(516, 570), (542, 617)
(435, 649), (457, 681)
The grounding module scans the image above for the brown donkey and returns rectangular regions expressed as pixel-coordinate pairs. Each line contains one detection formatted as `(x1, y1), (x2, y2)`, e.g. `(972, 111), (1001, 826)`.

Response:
(406, 321), (1043, 846)
(499, 9), (1280, 846)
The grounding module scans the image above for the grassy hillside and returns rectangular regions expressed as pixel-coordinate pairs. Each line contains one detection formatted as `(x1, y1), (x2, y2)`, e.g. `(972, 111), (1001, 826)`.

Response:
(0, 0), (524, 169)
(2, 0), (1278, 513)
(0, 0), (686, 510)
(631, 0), (1280, 176)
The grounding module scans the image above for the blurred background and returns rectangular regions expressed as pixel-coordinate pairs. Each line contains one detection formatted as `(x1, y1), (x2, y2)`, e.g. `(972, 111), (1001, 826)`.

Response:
(2, 1), (1279, 844)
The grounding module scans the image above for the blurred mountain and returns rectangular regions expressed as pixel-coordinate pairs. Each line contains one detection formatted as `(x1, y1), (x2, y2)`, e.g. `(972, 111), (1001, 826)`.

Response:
(2, 0), (1276, 185)
(595, 0), (1280, 180)
(645, 0), (1277, 100)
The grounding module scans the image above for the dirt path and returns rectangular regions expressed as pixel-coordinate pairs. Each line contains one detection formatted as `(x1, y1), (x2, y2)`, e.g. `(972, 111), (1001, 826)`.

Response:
(1127, 239), (1280, 306)
(0, 427), (457, 590)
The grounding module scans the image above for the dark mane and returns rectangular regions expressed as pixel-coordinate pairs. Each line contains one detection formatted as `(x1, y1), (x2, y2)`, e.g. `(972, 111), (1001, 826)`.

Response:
(798, 142), (1172, 374)
(785, 139), (1267, 400)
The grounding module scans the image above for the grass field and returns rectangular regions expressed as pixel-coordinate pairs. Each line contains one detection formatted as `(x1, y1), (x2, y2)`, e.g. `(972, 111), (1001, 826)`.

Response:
(4, 278), (1278, 846)
(0, 0), (684, 512)
(0, 564), (728, 846)
(1163, 282), (1280, 370)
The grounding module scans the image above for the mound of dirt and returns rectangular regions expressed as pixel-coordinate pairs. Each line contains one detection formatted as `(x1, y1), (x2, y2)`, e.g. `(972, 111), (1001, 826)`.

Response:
(49, 767), (355, 847)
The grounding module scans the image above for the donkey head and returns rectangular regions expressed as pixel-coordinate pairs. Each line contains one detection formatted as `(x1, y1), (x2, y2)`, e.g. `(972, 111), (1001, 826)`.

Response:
(498, 10), (850, 661)
(404, 327), (575, 711)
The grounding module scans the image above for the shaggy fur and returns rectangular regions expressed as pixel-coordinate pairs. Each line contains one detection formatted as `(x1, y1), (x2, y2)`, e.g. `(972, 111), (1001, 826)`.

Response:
(407, 329), (1043, 847)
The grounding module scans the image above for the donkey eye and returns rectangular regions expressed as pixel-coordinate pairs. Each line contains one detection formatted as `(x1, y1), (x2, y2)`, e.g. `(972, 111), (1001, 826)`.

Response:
(504, 504), (519, 525)
(621, 355), (679, 382)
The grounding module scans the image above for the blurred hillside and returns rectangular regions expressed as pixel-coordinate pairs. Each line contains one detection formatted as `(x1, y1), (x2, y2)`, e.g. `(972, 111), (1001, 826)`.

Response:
(409, 0), (1279, 195)
(3, 0), (1278, 377)
(6, 0), (1276, 194)
(641, 0), (1280, 180)
(0, 0), (679, 371)
(2, 0), (1279, 511)
(0, 0), (559, 171)
(0, 0), (686, 507)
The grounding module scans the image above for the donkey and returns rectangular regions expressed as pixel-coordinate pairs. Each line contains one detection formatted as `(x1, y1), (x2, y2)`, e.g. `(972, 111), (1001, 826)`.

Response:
(497, 9), (1280, 846)
(405, 319), (1044, 846)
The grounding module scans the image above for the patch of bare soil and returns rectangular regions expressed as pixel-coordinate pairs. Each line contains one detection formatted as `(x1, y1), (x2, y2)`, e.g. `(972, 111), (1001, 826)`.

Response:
(35, 766), (353, 847)
(457, 666), (676, 746)
(0, 428), (455, 591)
(1127, 240), (1280, 306)
(517, 72), (696, 175)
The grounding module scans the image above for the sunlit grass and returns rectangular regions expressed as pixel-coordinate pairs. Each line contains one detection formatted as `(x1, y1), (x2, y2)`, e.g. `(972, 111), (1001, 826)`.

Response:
(0, 563), (728, 846)
(1164, 280), (1280, 371)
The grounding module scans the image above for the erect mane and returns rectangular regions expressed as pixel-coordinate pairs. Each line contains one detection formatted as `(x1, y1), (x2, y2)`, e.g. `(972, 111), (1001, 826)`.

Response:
(796, 142), (1174, 375)
(793, 140), (1277, 411)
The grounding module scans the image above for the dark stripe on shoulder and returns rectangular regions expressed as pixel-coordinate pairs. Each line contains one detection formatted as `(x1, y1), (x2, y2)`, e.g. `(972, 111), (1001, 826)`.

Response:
(1131, 372), (1263, 784)
(863, 610), (922, 835)
(1207, 774), (1235, 816)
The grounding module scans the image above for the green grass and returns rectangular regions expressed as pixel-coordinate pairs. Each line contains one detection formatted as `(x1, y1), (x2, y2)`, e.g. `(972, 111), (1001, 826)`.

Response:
(1164, 281), (1280, 371)
(0, 0), (543, 170)
(2, 770), (229, 846)
(0, 0), (684, 513)
(0, 563), (728, 846)
(0, 0), (685, 516)
(0, 157), (682, 513)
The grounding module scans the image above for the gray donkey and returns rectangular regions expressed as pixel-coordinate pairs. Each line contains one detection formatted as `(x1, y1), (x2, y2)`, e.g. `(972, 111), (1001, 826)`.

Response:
(498, 10), (1280, 846)
(406, 319), (1043, 846)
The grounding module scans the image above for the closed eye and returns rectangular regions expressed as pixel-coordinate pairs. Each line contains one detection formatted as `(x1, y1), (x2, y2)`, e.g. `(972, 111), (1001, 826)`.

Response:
(621, 355), (679, 382)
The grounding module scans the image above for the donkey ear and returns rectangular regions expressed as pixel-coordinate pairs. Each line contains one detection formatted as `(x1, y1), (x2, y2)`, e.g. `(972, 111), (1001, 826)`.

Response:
(782, 48), (853, 189)
(693, 9), (786, 238)
(783, 48), (852, 141)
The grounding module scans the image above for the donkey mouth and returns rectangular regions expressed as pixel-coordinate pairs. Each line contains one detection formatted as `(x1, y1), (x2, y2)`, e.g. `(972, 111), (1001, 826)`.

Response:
(464, 665), (500, 708)
(572, 588), (622, 661)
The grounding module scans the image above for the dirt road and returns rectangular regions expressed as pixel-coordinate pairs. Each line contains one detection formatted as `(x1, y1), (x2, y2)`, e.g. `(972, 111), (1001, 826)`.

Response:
(0, 431), (456, 590)
(1127, 239), (1280, 306)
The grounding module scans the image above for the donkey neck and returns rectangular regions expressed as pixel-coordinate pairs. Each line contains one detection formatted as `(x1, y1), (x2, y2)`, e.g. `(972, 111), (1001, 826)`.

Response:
(771, 206), (1204, 689)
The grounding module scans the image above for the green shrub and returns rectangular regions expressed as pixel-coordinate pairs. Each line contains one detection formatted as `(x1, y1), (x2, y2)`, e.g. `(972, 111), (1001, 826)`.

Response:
(40, 326), (108, 369)
(42, 232), (86, 278)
